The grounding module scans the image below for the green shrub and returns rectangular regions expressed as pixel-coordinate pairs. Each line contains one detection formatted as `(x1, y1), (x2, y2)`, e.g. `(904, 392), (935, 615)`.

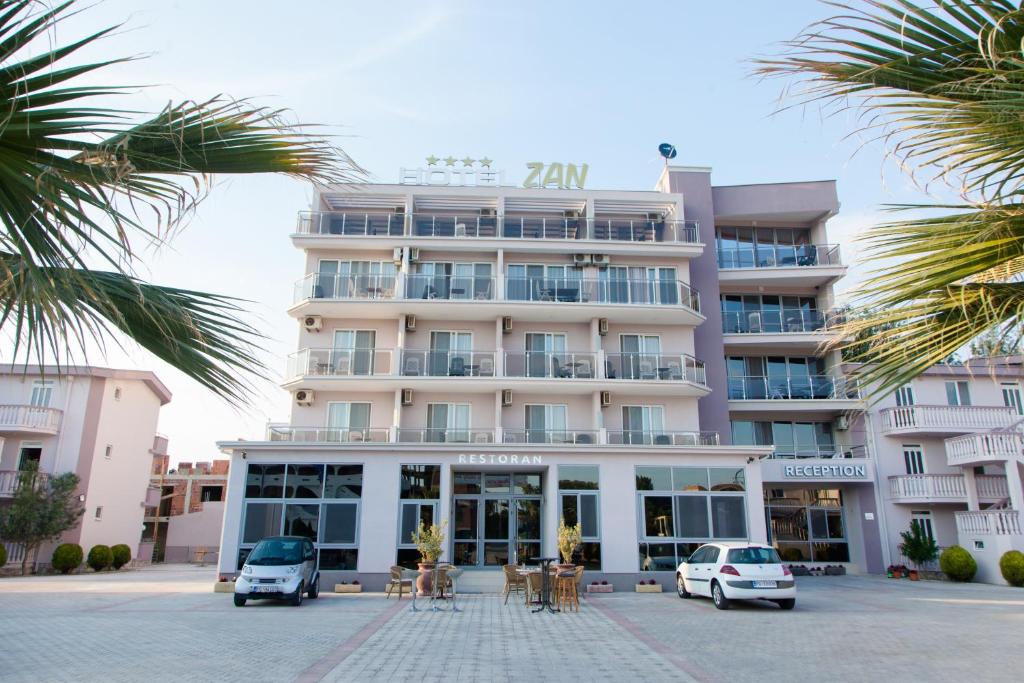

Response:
(51, 543), (84, 574)
(0, 543), (6, 567)
(1000, 550), (1024, 587)
(939, 545), (977, 582)
(87, 544), (112, 572)
(111, 544), (131, 570)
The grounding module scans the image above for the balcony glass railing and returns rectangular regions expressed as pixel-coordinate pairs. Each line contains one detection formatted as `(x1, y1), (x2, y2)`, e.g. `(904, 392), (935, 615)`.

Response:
(397, 428), (496, 444)
(727, 375), (858, 400)
(504, 351), (598, 379)
(286, 348), (393, 378)
(502, 429), (599, 445)
(505, 277), (700, 312)
(721, 309), (841, 334)
(716, 244), (841, 269)
(400, 350), (497, 377)
(295, 211), (701, 244)
(294, 272), (397, 301)
(604, 353), (706, 385)
(267, 426), (390, 443)
(404, 274), (495, 301)
(605, 431), (719, 446)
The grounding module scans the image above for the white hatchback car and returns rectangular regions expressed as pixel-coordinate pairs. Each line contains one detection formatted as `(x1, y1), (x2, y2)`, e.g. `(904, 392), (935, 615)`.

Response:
(675, 542), (796, 610)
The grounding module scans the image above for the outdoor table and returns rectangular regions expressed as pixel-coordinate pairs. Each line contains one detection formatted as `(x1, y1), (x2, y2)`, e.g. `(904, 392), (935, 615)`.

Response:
(657, 367), (671, 379)
(528, 557), (560, 613)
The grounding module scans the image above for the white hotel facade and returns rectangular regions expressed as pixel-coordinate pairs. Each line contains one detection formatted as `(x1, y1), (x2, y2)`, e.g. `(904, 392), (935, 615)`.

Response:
(216, 160), (1022, 587)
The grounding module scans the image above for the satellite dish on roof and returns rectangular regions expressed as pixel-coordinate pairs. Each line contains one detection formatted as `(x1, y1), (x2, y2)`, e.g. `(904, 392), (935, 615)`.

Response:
(658, 143), (677, 160)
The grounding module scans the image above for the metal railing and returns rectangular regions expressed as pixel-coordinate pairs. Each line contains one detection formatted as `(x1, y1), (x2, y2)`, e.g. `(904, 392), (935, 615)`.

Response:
(727, 375), (858, 400)
(286, 348), (393, 378)
(505, 277), (700, 312)
(605, 431), (719, 446)
(397, 428), (496, 444)
(721, 309), (842, 334)
(297, 211), (405, 236)
(504, 351), (598, 379)
(604, 353), (706, 385)
(955, 510), (1022, 536)
(294, 272), (397, 302)
(502, 429), (600, 445)
(404, 274), (495, 301)
(266, 425), (390, 443)
(589, 218), (699, 243)
(0, 404), (62, 432)
(411, 213), (500, 238)
(400, 350), (497, 377)
(946, 432), (1024, 466)
(879, 405), (1017, 433)
(767, 446), (863, 459)
(716, 244), (841, 269)
(0, 470), (50, 497)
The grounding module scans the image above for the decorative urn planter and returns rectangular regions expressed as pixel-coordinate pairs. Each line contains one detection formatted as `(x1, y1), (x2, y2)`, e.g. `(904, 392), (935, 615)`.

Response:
(416, 562), (436, 594)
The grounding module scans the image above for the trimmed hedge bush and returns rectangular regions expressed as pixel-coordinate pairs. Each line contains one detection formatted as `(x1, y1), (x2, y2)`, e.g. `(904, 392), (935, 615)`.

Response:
(939, 545), (977, 582)
(1000, 550), (1024, 587)
(111, 544), (131, 570)
(0, 543), (6, 567)
(87, 544), (112, 572)
(51, 543), (84, 574)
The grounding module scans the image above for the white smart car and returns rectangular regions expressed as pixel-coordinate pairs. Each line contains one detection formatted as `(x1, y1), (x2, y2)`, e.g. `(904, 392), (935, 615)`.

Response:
(234, 536), (320, 607)
(675, 542), (796, 610)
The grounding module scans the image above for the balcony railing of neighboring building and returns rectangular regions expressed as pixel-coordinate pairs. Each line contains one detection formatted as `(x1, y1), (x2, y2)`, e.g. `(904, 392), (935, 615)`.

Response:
(604, 353), (707, 385)
(2, 541), (25, 566)
(287, 348), (394, 379)
(397, 428), (497, 444)
(504, 351), (598, 379)
(604, 431), (720, 446)
(716, 244), (842, 269)
(404, 274), (496, 301)
(721, 308), (846, 334)
(727, 375), (859, 401)
(0, 404), (62, 432)
(505, 277), (700, 312)
(888, 474), (1009, 501)
(294, 272), (398, 302)
(955, 509), (1022, 537)
(267, 425), (391, 443)
(502, 429), (601, 445)
(400, 350), (497, 378)
(879, 405), (1017, 433)
(0, 470), (51, 497)
(946, 431), (1024, 467)
(295, 211), (701, 244)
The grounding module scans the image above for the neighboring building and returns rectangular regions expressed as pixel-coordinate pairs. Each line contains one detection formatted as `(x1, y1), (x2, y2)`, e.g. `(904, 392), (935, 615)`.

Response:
(216, 160), (874, 590)
(143, 451), (230, 564)
(866, 356), (1023, 583)
(0, 365), (172, 570)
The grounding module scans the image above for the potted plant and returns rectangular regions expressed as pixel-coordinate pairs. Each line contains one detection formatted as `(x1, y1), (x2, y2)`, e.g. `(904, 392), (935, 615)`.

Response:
(333, 579), (362, 594)
(635, 577), (662, 593)
(411, 520), (447, 594)
(557, 517), (582, 570)
(898, 521), (938, 581)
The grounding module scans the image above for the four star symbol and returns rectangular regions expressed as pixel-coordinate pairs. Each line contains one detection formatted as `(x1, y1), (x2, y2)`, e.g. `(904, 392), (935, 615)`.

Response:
(461, 157), (475, 167)
(478, 157), (492, 168)
(443, 156), (457, 166)
(425, 155), (439, 166)
(426, 155), (492, 167)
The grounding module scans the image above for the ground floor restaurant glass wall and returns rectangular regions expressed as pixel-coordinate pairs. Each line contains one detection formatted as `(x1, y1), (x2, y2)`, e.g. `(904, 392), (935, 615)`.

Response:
(764, 487), (849, 562)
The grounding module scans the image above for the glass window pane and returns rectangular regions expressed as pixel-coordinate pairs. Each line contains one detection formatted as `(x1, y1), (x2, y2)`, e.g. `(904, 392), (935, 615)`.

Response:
(674, 496), (709, 538)
(243, 502), (282, 544)
(454, 499), (478, 540)
(812, 542), (850, 562)
(453, 472), (481, 494)
(321, 503), (357, 544)
(320, 548), (358, 570)
(673, 467), (709, 492)
(401, 465), (441, 499)
(731, 421), (755, 445)
(287, 464), (324, 498)
(396, 547), (421, 570)
(283, 504), (319, 540)
(639, 542), (676, 571)
(514, 473), (542, 495)
(580, 494), (598, 538)
(770, 507), (808, 541)
(325, 465), (363, 498)
(576, 542), (601, 570)
(643, 496), (674, 537)
(400, 503), (417, 544)
(826, 510), (845, 539)
(710, 496), (746, 538)
(636, 466), (672, 491)
(559, 465), (599, 490)
(484, 499), (509, 538)
(561, 495), (579, 527)
(708, 468), (745, 492)
(246, 464), (285, 498)
(484, 473), (510, 493)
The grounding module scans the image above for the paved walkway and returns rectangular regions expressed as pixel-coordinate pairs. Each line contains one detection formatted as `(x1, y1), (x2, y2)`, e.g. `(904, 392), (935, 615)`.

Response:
(1, 565), (1022, 682)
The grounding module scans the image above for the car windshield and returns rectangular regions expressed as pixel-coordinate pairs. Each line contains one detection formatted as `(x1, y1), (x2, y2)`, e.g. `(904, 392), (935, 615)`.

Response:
(247, 539), (304, 566)
(726, 547), (782, 564)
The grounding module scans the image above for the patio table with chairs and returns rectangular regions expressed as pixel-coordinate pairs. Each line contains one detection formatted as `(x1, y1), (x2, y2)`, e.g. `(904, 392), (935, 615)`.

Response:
(503, 561), (584, 614)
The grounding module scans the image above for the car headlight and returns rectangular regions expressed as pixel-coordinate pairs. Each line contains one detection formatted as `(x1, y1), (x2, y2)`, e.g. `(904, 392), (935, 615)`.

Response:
(242, 565), (253, 575)
(286, 566), (299, 575)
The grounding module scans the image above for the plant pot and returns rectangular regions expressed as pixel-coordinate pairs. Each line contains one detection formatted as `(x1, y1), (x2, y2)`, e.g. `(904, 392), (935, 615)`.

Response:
(213, 581), (235, 593)
(586, 584), (613, 593)
(334, 584), (363, 593)
(908, 570), (919, 581)
(555, 563), (575, 572)
(635, 583), (662, 593)
(891, 570), (903, 579)
(416, 562), (435, 594)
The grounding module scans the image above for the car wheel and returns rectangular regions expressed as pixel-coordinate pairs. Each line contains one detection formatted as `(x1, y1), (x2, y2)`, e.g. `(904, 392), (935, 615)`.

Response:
(711, 581), (730, 610)
(291, 582), (304, 607)
(308, 575), (319, 599)
(776, 598), (796, 610)
(676, 574), (691, 599)
(233, 595), (246, 607)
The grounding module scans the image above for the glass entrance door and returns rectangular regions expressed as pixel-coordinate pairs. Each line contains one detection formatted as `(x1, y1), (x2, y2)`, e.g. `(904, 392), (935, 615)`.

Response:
(451, 472), (543, 567)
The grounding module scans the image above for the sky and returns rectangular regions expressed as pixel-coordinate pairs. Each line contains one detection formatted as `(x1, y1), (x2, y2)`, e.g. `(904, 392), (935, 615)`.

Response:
(4, 1), (952, 464)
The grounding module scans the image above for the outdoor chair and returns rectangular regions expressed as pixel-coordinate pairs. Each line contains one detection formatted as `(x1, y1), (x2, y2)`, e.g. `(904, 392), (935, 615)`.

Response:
(639, 360), (657, 380)
(386, 565), (412, 599)
(573, 565), (585, 600)
(502, 564), (526, 605)
(478, 356), (495, 377)
(525, 570), (545, 606)
(403, 356), (421, 376)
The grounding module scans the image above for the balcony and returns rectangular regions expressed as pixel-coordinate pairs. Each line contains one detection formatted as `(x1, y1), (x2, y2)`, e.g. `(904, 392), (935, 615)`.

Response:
(878, 405), (1017, 437)
(603, 353), (706, 385)
(0, 405), (62, 434)
(727, 375), (861, 414)
(721, 309), (847, 351)
(955, 510), (1022, 537)
(946, 432), (1024, 467)
(0, 470), (50, 498)
(267, 426), (392, 443)
(888, 474), (1009, 504)
(287, 348), (394, 379)
(292, 272), (703, 325)
(605, 431), (720, 446)
(717, 244), (845, 287)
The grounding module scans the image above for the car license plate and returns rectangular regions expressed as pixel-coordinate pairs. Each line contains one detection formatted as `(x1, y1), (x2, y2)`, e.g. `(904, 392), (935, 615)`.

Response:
(752, 580), (777, 588)
(252, 585), (279, 593)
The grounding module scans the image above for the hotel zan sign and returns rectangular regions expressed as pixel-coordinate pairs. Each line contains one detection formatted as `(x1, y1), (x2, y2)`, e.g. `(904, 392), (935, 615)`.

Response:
(399, 157), (588, 189)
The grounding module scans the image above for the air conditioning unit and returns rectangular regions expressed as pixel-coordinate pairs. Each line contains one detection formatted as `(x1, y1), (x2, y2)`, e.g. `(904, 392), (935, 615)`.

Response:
(501, 389), (513, 407)
(295, 389), (314, 406)
(409, 248), (421, 262)
(393, 247), (404, 265)
(598, 318), (609, 336)
(591, 254), (609, 266)
(303, 315), (323, 332)
(600, 390), (611, 407)
(502, 316), (513, 334)
(405, 314), (417, 332)
(480, 208), (497, 217)
(401, 388), (414, 406)
(573, 254), (592, 266)
(835, 415), (850, 431)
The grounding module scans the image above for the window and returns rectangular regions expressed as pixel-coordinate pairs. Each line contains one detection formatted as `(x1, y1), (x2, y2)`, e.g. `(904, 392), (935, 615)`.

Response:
(30, 380), (53, 407)
(332, 330), (377, 375)
(524, 404), (568, 443)
(730, 420), (834, 458)
(764, 488), (849, 562)
(559, 465), (601, 569)
(945, 381), (971, 406)
(94, 506), (103, 520)
(17, 442), (42, 470)
(425, 403), (471, 443)
(601, 266), (678, 304)
(720, 294), (821, 333)
(326, 402), (371, 442)
(410, 262), (493, 300)
(396, 465), (441, 568)
(715, 226), (815, 268)
(315, 259), (396, 299)
(200, 486), (224, 503)
(506, 263), (580, 301)
(895, 384), (915, 406)
(1002, 383), (1023, 415)
(114, 387), (122, 401)
(400, 465), (441, 500)
(725, 355), (829, 400)
(621, 405), (665, 444)
(104, 445), (113, 460)
(911, 511), (935, 543)
(903, 446), (925, 475)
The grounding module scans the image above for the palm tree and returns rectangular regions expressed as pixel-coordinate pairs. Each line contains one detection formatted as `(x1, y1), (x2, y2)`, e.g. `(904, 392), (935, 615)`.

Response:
(0, 0), (360, 403)
(755, 0), (1024, 397)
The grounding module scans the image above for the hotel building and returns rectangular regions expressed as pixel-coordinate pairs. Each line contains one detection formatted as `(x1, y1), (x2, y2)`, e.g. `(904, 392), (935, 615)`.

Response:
(217, 162), (881, 589)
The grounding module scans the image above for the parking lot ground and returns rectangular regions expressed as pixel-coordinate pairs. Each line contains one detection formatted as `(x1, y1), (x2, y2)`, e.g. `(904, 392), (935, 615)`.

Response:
(1, 566), (1022, 683)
